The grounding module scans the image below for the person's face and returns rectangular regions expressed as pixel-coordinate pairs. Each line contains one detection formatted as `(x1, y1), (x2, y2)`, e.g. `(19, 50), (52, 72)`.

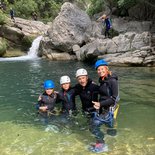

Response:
(77, 75), (88, 87)
(45, 88), (54, 95)
(97, 66), (108, 78)
(61, 83), (70, 91)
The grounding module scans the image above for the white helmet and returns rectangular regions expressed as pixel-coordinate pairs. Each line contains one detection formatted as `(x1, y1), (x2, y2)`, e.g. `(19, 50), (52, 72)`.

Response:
(60, 75), (71, 84)
(76, 68), (88, 78)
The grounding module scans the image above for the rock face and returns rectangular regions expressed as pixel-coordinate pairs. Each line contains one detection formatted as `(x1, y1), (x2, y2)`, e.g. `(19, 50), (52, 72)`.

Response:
(38, 2), (92, 59)
(74, 18), (155, 66)
(78, 31), (155, 66)
(38, 2), (155, 66)
(0, 17), (49, 51)
(14, 17), (50, 36)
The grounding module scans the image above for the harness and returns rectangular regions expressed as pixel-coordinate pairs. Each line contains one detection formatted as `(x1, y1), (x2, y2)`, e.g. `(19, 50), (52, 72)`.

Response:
(93, 80), (120, 123)
(92, 110), (113, 124)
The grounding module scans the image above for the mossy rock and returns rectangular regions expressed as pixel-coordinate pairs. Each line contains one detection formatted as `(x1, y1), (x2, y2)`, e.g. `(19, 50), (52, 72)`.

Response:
(0, 10), (8, 25)
(21, 35), (35, 51)
(3, 49), (26, 57)
(0, 38), (7, 56)
(109, 28), (119, 38)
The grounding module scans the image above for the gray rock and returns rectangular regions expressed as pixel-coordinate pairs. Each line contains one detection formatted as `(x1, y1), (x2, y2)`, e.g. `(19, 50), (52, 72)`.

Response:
(45, 52), (76, 60)
(41, 2), (92, 53)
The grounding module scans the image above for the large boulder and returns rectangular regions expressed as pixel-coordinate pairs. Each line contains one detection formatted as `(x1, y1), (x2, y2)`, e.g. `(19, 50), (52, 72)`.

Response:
(0, 25), (24, 44)
(39, 2), (92, 56)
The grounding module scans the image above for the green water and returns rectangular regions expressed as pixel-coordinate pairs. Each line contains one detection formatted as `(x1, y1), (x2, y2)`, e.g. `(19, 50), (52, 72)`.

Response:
(0, 60), (155, 155)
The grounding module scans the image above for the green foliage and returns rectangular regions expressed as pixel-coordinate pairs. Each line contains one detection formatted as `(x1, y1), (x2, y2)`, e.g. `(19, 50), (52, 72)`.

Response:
(109, 28), (119, 37)
(0, 39), (7, 56)
(87, 0), (105, 16)
(117, 0), (137, 8)
(35, 0), (62, 21)
(21, 35), (35, 51)
(7, 0), (62, 22)
(0, 10), (7, 25)
(117, 0), (137, 16)
(13, 0), (38, 19)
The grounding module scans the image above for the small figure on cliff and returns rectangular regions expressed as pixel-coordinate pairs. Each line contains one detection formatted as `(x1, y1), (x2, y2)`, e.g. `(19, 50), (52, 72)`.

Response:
(32, 11), (37, 21)
(10, 8), (15, 22)
(97, 14), (112, 38)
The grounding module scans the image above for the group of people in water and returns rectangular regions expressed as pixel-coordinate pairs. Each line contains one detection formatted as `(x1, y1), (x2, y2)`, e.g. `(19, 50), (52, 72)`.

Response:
(35, 59), (119, 153)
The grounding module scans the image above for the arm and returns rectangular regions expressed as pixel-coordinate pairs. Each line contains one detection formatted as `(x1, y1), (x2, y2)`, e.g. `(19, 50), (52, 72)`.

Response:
(93, 79), (118, 109)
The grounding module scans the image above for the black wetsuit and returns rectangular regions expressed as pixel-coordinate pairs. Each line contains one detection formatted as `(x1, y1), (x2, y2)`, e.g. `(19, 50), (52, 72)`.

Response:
(74, 78), (99, 113)
(91, 73), (119, 143)
(99, 74), (119, 110)
(58, 87), (76, 114)
(37, 91), (58, 117)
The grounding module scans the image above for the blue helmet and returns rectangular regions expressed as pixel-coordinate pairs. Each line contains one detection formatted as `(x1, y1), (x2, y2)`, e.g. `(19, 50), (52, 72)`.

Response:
(43, 80), (55, 89)
(95, 59), (108, 69)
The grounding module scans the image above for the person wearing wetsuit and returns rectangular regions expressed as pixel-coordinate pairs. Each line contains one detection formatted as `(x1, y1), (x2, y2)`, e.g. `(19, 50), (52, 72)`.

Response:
(36, 80), (58, 124)
(74, 68), (99, 115)
(58, 75), (76, 116)
(90, 59), (119, 153)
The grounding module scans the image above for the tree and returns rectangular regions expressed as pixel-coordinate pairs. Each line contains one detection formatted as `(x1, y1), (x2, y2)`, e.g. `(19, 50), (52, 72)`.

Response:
(14, 0), (38, 19)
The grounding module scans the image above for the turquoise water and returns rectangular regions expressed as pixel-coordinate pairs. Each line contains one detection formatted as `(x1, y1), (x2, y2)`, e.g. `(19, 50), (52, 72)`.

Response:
(0, 60), (155, 155)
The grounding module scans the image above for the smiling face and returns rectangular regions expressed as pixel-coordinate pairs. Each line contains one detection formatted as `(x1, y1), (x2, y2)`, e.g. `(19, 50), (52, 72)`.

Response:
(61, 83), (70, 91)
(77, 75), (88, 87)
(97, 66), (108, 79)
(45, 88), (54, 95)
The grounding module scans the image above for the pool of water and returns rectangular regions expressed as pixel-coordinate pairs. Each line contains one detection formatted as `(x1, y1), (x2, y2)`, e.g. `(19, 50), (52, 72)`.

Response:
(0, 60), (155, 155)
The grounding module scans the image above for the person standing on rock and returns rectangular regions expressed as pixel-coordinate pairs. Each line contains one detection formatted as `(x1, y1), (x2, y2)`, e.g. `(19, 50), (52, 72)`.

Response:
(97, 14), (112, 38)
(10, 8), (15, 22)
(32, 11), (37, 21)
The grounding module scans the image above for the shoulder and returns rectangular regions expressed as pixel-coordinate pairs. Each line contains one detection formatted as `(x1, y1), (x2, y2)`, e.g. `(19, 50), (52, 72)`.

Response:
(108, 74), (118, 86)
(88, 80), (99, 90)
(74, 83), (82, 90)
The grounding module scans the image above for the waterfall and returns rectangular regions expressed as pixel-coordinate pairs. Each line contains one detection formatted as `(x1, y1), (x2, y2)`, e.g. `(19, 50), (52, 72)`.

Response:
(0, 36), (42, 61)
(27, 36), (42, 58)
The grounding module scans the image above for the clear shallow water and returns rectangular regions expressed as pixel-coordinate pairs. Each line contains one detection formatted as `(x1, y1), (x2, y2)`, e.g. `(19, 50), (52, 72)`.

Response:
(0, 60), (155, 155)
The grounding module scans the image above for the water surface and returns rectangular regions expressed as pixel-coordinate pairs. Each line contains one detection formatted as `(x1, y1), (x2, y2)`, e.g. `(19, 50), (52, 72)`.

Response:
(0, 60), (155, 155)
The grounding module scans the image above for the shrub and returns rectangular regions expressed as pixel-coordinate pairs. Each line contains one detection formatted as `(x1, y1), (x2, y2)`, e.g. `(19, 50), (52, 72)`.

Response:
(0, 10), (7, 25)
(21, 35), (35, 51)
(0, 38), (7, 56)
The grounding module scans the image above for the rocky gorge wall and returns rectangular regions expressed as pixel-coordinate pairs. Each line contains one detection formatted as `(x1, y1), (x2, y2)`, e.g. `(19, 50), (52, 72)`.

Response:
(38, 2), (155, 66)
(0, 2), (154, 66)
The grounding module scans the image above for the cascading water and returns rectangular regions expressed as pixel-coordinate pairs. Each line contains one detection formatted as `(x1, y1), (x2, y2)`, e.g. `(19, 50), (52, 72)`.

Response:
(0, 36), (42, 61)
(27, 36), (42, 58)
